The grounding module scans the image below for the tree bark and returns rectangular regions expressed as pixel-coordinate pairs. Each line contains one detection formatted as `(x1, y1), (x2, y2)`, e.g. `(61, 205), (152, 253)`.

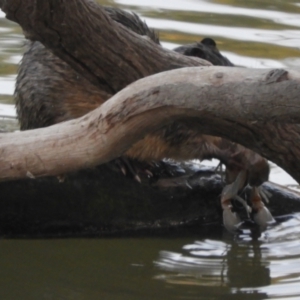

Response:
(0, 67), (300, 182)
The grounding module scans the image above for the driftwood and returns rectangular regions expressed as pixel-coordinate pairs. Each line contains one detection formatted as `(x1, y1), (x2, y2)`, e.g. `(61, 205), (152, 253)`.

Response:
(0, 67), (299, 182)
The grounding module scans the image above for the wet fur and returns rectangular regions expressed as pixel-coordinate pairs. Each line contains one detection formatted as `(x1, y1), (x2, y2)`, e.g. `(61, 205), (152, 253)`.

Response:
(15, 5), (269, 185)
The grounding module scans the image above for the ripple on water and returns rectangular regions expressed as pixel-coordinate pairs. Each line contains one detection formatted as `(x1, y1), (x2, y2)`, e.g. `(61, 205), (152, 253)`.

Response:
(154, 214), (300, 298)
(145, 16), (300, 48)
(115, 0), (300, 28)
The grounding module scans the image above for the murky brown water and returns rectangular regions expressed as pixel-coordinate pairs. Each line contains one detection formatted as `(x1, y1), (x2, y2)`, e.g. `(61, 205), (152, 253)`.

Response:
(0, 0), (300, 299)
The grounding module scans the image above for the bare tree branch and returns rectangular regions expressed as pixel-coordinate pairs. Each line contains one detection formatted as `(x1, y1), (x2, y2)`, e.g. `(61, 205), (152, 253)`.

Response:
(1, 66), (300, 182)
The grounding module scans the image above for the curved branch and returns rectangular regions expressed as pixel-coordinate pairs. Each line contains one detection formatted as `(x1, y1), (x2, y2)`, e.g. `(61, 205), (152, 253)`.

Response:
(0, 66), (300, 182)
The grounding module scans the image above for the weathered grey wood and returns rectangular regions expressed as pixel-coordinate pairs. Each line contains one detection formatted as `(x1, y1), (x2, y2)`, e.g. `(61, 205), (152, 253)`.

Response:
(0, 67), (300, 182)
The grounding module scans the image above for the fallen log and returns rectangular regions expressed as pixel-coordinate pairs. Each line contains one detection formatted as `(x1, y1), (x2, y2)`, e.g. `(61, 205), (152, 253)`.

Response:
(0, 67), (300, 182)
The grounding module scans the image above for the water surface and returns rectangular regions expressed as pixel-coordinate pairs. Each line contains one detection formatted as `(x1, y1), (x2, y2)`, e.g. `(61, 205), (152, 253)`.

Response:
(2, 218), (300, 299)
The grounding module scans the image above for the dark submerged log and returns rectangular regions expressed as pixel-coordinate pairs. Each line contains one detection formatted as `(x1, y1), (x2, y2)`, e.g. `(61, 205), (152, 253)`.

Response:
(1, 161), (299, 237)
(0, 163), (221, 237)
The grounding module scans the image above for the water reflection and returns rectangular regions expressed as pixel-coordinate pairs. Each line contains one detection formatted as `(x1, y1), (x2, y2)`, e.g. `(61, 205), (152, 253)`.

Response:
(0, 75), (15, 95)
(144, 16), (300, 49)
(154, 214), (300, 298)
(116, 0), (300, 27)
(2, 219), (300, 299)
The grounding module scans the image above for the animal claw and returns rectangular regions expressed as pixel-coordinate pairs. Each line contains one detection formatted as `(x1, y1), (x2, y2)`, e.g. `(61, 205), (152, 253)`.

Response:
(115, 157), (142, 183)
(134, 174), (142, 183)
(234, 195), (252, 217)
(257, 186), (272, 204)
(223, 208), (242, 232)
(250, 187), (275, 228)
(253, 206), (275, 228)
(220, 170), (249, 230)
(221, 170), (248, 204)
(214, 162), (225, 181)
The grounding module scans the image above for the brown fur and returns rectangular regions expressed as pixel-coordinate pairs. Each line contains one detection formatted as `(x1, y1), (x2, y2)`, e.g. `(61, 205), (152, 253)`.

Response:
(15, 6), (269, 187)
(62, 91), (110, 120)
(126, 134), (222, 162)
